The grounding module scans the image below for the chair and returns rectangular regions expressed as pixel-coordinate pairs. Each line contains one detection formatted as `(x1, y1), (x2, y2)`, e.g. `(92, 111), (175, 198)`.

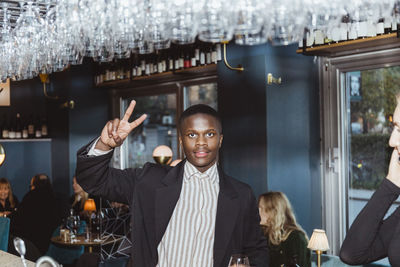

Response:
(0, 217), (10, 251)
(46, 220), (87, 265)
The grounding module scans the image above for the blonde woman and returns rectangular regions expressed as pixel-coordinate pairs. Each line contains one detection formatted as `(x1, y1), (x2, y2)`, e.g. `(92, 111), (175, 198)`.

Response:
(258, 192), (311, 267)
(0, 177), (18, 217)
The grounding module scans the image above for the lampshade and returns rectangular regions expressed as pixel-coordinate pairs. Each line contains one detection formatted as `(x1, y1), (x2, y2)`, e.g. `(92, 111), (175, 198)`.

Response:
(83, 198), (96, 212)
(0, 144), (5, 166)
(307, 229), (330, 251)
(153, 145), (173, 165)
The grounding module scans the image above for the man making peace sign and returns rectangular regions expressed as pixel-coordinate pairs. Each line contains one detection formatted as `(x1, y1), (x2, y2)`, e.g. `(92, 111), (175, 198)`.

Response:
(76, 100), (268, 267)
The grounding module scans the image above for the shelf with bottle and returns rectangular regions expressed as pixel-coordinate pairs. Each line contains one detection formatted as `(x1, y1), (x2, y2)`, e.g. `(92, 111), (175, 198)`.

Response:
(94, 42), (221, 87)
(1, 112), (49, 141)
(297, 20), (400, 57)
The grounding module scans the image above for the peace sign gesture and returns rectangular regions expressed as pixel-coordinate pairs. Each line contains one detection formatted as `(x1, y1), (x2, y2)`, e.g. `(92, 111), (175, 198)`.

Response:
(96, 100), (147, 151)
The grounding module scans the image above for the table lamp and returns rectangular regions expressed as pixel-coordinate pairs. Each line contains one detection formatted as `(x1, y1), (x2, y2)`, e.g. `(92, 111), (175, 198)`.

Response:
(84, 198), (96, 240)
(153, 145), (173, 165)
(307, 229), (330, 267)
(0, 144), (5, 166)
(84, 198), (96, 212)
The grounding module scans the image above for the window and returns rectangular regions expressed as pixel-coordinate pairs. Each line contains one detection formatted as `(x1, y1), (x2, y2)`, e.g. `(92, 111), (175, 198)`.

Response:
(320, 48), (400, 264)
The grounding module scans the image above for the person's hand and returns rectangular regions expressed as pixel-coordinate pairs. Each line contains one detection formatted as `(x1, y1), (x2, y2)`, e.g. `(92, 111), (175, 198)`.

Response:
(387, 148), (400, 188)
(96, 100), (147, 150)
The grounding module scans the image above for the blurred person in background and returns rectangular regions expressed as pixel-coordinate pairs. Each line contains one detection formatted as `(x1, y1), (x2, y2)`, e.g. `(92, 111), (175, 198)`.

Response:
(259, 192), (311, 267)
(0, 177), (19, 217)
(11, 173), (68, 254)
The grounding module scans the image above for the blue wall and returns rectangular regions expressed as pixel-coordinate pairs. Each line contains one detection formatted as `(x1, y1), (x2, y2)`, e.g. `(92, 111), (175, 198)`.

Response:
(0, 141), (52, 200)
(67, 63), (109, 184)
(218, 43), (321, 236)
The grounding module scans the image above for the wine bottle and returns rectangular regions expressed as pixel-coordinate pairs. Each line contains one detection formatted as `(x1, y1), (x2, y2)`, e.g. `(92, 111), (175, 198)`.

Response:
(22, 123), (28, 139)
(41, 117), (48, 137)
(206, 45), (212, 64)
(15, 113), (22, 139)
(200, 44), (206, 66)
(8, 117), (15, 139)
(35, 116), (42, 138)
(1, 114), (8, 139)
(191, 45), (197, 67)
(184, 47), (191, 68)
(27, 114), (35, 138)
(215, 43), (222, 61)
(211, 44), (217, 64)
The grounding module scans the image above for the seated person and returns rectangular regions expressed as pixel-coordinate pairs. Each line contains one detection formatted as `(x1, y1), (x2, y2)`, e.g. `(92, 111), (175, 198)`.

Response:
(0, 177), (19, 217)
(258, 191), (311, 267)
(11, 173), (68, 254)
(340, 98), (400, 266)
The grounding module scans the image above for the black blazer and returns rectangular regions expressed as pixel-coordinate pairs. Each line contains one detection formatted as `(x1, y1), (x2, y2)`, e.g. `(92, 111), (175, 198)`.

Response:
(76, 141), (268, 267)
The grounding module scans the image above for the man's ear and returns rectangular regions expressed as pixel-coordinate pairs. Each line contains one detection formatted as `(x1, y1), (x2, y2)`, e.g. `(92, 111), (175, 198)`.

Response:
(219, 134), (223, 148)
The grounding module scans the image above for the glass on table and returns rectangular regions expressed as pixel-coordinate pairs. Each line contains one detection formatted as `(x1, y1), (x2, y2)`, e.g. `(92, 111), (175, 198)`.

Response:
(228, 253), (250, 267)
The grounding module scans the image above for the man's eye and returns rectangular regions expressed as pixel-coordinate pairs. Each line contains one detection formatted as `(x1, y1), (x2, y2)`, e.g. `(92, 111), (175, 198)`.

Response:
(188, 133), (196, 138)
(206, 132), (215, 137)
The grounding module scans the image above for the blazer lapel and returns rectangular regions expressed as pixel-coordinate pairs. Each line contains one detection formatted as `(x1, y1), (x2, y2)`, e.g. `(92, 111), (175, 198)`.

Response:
(214, 166), (240, 267)
(154, 160), (185, 246)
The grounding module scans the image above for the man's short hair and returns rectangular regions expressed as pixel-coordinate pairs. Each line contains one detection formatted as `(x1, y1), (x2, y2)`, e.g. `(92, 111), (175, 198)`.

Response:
(178, 104), (222, 133)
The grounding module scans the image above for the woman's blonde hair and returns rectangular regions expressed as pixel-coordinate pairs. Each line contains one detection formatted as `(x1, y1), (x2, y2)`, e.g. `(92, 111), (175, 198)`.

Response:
(72, 190), (89, 211)
(258, 191), (307, 246)
(0, 177), (16, 208)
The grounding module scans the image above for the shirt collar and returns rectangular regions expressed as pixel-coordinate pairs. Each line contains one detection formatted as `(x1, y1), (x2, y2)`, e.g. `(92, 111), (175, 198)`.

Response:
(183, 161), (219, 184)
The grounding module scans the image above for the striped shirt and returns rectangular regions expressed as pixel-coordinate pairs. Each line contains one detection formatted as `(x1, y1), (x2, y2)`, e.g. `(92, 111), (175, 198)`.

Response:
(156, 161), (220, 267)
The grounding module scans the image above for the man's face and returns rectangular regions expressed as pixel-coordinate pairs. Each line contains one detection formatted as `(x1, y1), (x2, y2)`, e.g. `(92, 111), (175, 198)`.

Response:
(179, 113), (223, 173)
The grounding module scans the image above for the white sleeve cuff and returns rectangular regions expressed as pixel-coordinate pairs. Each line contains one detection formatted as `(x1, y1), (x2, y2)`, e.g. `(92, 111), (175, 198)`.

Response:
(88, 137), (113, 156)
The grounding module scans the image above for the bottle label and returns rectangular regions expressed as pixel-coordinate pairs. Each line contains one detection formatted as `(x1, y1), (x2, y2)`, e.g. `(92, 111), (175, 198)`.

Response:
(35, 130), (42, 138)
(216, 44), (222, 61)
(9, 131), (16, 139)
(41, 125), (48, 136)
(22, 130), (28, 138)
(200, 53), (205, 65)
(195, 49), (200, 60)
(2, 130), (8, 139)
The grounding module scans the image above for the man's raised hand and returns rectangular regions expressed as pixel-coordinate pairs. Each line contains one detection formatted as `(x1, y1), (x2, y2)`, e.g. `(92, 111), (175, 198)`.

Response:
(96, 100), (147, 150)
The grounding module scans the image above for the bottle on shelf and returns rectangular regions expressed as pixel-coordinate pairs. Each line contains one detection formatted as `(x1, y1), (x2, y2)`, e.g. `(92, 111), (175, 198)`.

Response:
(1, 114), (9, 139)
(15, 113), (22, 139)
(206, 45), (212, 64)
(199, 44), (206, 66)
(194, 44), (200, 66)
(8, 117), (15, 139)
(184, 47), (191, 69)
(211, 44), (217, 64)
(35, 116), (42, 138)
(41, 117), (48, 137)
(27, 114), (35, 138)
(22, 123), (28, 139)
(179, 49), (184, 69)
(168, 51), (174, 72)
(191, 45), (197, 67)
(215, 43), (222, 61)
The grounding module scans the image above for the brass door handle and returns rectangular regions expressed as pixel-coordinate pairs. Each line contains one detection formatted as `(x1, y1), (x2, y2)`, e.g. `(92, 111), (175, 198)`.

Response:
(267, 73), (281, 85)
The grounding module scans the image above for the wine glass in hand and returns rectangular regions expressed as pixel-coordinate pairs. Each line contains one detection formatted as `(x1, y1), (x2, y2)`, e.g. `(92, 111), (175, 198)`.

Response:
(228, 254), (250, 267)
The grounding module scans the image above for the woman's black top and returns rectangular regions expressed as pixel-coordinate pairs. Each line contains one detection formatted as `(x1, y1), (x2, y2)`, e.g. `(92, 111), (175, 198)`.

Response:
(267, 229), (311, 267)
(340, 178), (400, 266)
(0, 195), (19, 213)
